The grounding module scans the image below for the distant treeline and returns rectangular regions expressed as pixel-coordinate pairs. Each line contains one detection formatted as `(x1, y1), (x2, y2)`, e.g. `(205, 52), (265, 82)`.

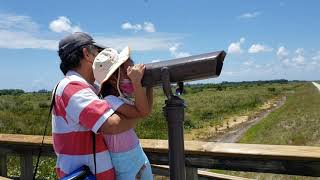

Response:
(0, 89), (25, 96)
(0, 89), (49, 96)
(0, 79), (306, 96)
(183, 79), (300, 93)
(185, 79), (305, 88)
(221, 79), (291, 86)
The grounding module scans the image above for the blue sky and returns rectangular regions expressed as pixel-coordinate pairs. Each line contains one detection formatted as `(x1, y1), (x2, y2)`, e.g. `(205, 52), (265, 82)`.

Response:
(0, 0), (319, 91)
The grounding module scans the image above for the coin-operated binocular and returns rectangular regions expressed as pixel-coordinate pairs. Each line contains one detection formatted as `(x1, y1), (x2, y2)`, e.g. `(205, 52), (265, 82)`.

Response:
(141, 51), (226, 88)
(141, 50), (226, 180)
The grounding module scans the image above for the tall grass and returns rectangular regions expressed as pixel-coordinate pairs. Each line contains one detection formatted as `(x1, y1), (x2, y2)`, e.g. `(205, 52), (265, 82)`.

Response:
(136, 83), (294, 139)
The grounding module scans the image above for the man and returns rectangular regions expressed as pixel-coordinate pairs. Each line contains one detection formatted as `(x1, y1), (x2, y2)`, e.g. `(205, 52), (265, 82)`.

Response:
(53, 32), (140, 179)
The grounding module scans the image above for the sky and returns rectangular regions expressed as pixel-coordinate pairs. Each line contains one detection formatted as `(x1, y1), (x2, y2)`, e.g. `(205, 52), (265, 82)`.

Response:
(0, 0), (319, 91)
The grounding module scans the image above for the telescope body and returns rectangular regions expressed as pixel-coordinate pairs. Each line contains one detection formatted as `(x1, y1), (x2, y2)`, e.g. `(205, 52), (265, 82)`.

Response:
(141, 51), (226, 87)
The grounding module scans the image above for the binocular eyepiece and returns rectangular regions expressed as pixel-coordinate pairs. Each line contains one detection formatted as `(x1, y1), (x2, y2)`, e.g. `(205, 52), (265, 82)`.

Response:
(141, 50), (226, 87)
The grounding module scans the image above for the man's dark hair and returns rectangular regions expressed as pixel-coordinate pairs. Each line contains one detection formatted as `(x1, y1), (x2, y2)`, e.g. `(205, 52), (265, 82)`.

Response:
(59, 44), (97, 75)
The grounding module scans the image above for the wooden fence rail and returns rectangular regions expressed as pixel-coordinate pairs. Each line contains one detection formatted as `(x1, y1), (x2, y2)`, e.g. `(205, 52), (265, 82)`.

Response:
(1, 134), (320, 179)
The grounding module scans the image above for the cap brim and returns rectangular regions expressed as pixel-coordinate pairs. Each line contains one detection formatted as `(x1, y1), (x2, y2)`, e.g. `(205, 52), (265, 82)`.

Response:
(93, 42), (108, 50)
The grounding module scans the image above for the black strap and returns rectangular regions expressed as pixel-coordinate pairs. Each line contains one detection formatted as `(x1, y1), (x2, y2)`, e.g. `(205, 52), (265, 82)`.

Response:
(92, 132), (97, 176)
(33, 83), (59, 180)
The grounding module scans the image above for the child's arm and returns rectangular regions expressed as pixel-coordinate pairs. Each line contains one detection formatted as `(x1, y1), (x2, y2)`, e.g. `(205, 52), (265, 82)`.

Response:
(126, 64), (151, 118)
(104, 95), (144, 119)
(127, 64), (152, 117)
(113, 88), (153, 119)
(105, 64), (151, 119)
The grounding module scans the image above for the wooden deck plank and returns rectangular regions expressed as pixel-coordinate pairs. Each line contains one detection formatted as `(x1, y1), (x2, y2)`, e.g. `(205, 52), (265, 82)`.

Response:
(1, 134), (320, 176)
(1, 134), (319, 161)
(152, 165), (253, 180)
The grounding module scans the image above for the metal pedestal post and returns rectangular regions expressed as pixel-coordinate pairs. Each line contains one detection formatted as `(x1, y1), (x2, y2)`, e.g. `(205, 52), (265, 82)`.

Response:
(161, 67), (186, 180)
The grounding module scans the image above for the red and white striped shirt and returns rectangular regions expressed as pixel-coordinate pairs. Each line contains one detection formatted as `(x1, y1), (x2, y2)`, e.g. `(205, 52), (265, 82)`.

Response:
(52, 70), (115, 179)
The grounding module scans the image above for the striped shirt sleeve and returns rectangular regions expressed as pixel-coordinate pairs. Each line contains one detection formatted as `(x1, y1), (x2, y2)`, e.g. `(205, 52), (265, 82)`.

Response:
(63, 81), (114, 133)
(103, 95), (125, 111)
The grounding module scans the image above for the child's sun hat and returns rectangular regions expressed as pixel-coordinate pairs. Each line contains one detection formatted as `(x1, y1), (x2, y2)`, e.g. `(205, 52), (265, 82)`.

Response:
(93, 46), (130, 85)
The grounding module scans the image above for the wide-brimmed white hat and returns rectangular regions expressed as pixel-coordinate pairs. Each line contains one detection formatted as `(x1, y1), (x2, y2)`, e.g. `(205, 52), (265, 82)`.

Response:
(92, 46), (130, 85)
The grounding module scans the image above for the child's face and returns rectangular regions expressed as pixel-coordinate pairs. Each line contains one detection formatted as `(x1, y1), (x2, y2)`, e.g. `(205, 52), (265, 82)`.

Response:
(105, 58), (134, 88)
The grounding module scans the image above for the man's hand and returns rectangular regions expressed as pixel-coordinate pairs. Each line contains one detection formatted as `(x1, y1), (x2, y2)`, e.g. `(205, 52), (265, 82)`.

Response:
(127, 64), (145, 85)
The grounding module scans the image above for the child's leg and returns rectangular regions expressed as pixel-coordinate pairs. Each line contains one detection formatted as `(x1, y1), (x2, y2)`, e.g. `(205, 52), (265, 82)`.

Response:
(136, 150), (153, 180)
(136, 162), (153, 180)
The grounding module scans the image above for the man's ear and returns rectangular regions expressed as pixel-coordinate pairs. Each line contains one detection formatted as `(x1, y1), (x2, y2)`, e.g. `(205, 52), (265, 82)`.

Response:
(82, 48), (90, 59)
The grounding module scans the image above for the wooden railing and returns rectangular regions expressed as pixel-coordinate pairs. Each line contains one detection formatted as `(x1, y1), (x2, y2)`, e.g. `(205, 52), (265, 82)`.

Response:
(1, 134), (320, 179)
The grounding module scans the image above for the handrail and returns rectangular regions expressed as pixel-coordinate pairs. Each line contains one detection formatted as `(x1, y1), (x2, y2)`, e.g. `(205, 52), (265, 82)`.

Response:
(1, 134), (320, 179)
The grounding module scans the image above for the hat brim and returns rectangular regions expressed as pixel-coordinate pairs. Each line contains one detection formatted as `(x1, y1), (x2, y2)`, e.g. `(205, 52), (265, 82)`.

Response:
(99, 46), (130, 88)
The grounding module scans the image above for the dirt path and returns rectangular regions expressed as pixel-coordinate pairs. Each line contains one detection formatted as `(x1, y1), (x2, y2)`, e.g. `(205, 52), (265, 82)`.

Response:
(312, 82), (320, 92)
(185, 96), (287, 143)
(209, 96), (286, 143)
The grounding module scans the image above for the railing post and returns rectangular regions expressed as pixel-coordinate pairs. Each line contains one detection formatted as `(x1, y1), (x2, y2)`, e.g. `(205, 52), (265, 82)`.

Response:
(0, 154), (7, 177)
(186, 167), (198, 180)
(20, 152), (33, 180)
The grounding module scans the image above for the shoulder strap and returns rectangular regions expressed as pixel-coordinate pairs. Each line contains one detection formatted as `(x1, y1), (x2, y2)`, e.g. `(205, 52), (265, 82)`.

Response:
(33, 82), (60, 180)
(92, 132), (97, 176)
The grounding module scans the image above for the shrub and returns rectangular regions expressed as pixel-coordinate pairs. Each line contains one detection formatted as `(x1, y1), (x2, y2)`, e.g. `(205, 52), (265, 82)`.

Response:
(268, 87), (276, 92)
(38, 101), (50, 108)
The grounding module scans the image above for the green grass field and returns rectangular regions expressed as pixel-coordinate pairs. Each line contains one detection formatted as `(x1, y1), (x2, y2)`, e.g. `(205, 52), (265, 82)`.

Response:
(0, 81), (305, 179)
(219, 82), (320, 179)
(240, 83), (320, 146)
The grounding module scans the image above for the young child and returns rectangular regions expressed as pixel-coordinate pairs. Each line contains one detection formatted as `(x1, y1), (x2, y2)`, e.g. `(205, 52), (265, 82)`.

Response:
(93, 47), (153, 180)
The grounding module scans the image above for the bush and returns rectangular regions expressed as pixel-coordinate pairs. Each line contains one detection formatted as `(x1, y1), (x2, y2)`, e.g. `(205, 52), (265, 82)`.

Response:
(268, 87), (276, 92)
(39, 101), (50, 108)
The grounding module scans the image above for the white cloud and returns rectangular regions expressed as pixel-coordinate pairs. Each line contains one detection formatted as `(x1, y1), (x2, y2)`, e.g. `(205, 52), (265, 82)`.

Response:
(238, 11), (261, 19)
(227, 37), (245, 54)
(292, 48), (305, 65)
(121, 22), (142, 32)
(95, 33), (181, 51)
(0, 13), (39, 32)
(0, 30), (57, 50)
(311, 51), (320, 66)
(121, 21), (156, 33)
(248, 44), (272, 53)
(0, 13), (57, 50)
(292, 55), (305, 65)
(222, 71), (234, 76)
(143, 22), (155, 33)
(169, 43), (191, 58)
(49, 16), (82, 33)
(277, 46), (289, 59)
(0, 12), (182, 51)
(243, 60), (254, 66)
(312, 51), (320, 61)
(276, 47), (306, 67)
(295, 48), (304, 55)
(0, 13), (182, 52)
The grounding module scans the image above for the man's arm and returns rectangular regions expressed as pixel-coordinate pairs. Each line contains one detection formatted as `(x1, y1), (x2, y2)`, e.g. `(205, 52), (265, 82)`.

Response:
(103, 95), (143, 123)
(99, 113), (139, 134)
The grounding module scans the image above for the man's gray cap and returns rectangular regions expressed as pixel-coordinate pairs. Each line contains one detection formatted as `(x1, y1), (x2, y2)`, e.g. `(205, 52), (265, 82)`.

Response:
(58, 32), (107, 59)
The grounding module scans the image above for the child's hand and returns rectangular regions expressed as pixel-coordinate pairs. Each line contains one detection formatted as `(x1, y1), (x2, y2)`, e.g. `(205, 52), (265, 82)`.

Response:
(127, 64), (145, 85)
